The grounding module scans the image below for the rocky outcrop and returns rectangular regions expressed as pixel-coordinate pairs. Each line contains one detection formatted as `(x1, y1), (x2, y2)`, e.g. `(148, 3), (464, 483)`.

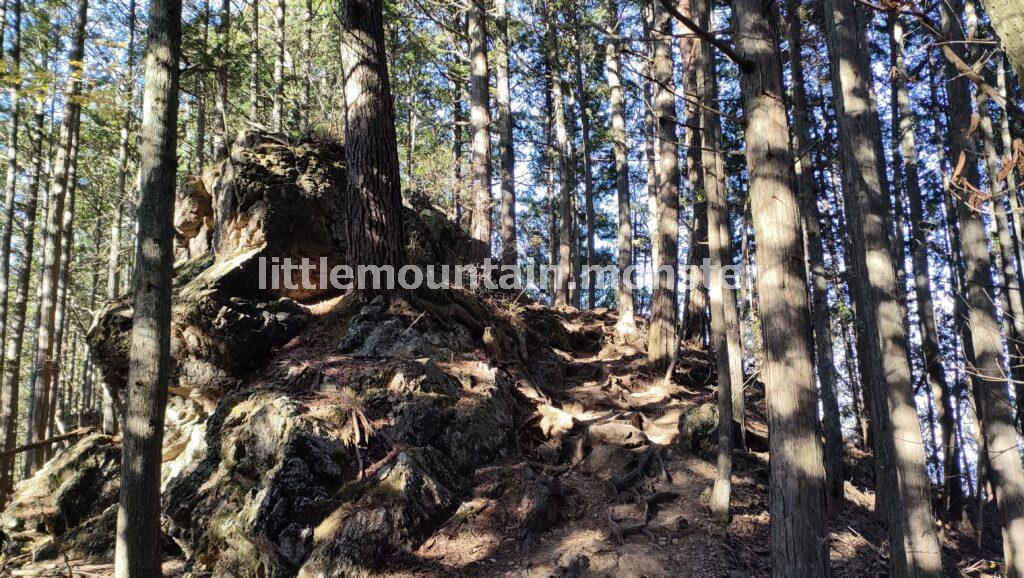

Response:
(10, 131), (620, 577)
(174, 175), (214, 261)
(87, 250), (309, 395)
(0, 434), (120, 561)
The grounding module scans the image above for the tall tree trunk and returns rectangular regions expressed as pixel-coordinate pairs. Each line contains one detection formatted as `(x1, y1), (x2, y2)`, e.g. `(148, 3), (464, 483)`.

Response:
(604, 0), (635, 337)
(957, 120), (1024, 578)
(542, 52), (557, 302)
(340, 0), (407, 296)
(891, 14), (965, 523)
(23, 105), (54, 476)
(0, 0), (22, 372)
(570, 10), (595, 306)
(822, 0), (943, 572)
(940, 4), (1024, 562)
(785, 0), (844, 507)
(49, 127), (80, 455)
(27, 0), (87, 473)
(272, 0), (285, 131)
(197, 0), (209, 170)
(0, 61), (42, 504)
(468, 0), (492, 262)
(697, 0), (744, 451)
(681, 204), (708, 343)
(728, 0), (830, 573)
(495, 0), (516, 266)
(694, 0), (733, 521)
(647, 0), (680, 371)
(113, 0), (181, 569)
(103, 0), (135, 436)
(300, 0), (312, 130)
(979, 88), (1024, 385)
(250, 0), (259, 123)
(997, 56), (1024, 424)
(547, 7), (572, 308)
(215, 0), (230, 158)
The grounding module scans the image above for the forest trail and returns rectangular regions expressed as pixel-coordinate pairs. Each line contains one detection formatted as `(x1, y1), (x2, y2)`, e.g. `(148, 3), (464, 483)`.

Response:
(0, 133), (1004, 578)
(0, 300), (1005, 577)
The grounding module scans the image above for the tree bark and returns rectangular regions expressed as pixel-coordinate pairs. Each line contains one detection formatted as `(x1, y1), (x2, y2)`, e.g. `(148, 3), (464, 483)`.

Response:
(729, 0), (830, 573)
(647, 0), (680, 371)
(340, 0), (407, 295)
(27, 0), (87, 474)
(468, 0), (492, 263)
(113, 0), (180, 572)
(495, 0), (516, 266)
(979, 0), (1024, 81)
(604, 0), (635, 337)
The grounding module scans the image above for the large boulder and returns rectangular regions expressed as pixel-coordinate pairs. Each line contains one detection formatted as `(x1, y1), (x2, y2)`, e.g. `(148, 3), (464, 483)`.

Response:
(205, 131), (348, 301)
(677, 402), (719, 459)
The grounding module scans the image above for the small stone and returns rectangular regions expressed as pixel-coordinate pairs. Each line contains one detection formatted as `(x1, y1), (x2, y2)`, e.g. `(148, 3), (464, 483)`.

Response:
(587, 422), (649, 448)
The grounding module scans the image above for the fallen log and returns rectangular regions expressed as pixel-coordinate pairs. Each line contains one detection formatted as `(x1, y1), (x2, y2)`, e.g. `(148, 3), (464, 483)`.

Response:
(0, 427), (95, 458)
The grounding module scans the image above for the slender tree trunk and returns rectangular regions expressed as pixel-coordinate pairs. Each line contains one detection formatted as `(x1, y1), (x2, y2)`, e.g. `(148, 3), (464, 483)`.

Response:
(570, 10), (595, 306)
(979, 89), (1024, 384)
(784, 0), (844, 507)
(0, 60), (42, 504)
(942, 7), (1024, 571)
(215, 0), (230, 158)
(681, 196), (708, 344)
(0, 0), (22, 373)
(542, 53), (557, 302)
(468, 0), (492, 262)
(300, 0), (312, 130)
(113, 0), (181, 572)
(604, 0), (635, 337)
(49, 128), (80, 455)
(693, 0), (733, 521)
(822, 0), (943, 571)
(27, 0), (87, 473)
(647, 0), (680, 371)
(272, 0), (285, 131)
(728, 0), (830, 573)
(890, 14), (965, 523)
(340, 0), (407, 296)
(23, 106), (54, 476)
(197, 0), (209, 170)
(997, 57), (1024, 424)
(250, 0), (260, 123)
(547, 7), (572, 308)
(495, 0), (516, 266)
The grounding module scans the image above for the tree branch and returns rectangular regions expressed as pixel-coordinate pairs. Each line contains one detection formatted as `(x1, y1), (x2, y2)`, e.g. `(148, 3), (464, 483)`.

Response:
(856, 0), (1024, 122)
(658, 0), (751, 71)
